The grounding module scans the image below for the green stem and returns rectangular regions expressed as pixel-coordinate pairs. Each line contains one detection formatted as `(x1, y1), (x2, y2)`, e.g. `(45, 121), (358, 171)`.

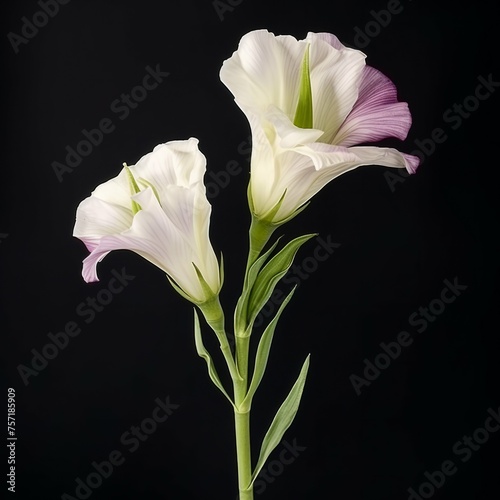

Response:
(234, 408), (253, 499)
(234, 335), (252, 499)
(230, 211), (276, 499)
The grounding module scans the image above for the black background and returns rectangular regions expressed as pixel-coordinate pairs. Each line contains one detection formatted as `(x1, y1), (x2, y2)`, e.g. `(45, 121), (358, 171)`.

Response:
(1, 1), (499, 499)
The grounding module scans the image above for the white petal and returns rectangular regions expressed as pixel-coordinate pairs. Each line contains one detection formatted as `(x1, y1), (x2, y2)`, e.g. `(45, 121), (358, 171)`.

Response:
(220, 29), (307, 119)
(306, 33), (366, 144)
(306, 32), (348, 51)
(265, 105), (324, 148)
(262, 143), (419, 222)
(82, 187), (219, 301)
(130, 137), (206, 204)
(90, 167), (133, 209)
(73, 196), (133, 251)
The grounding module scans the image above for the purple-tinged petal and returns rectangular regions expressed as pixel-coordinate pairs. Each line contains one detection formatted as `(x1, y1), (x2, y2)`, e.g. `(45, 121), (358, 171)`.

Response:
(334, 65), (413, 147)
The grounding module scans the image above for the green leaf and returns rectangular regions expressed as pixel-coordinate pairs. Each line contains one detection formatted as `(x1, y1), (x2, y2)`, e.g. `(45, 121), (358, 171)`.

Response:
(250, 354), (311, 484)
(242, 286), (297, 408)
(193, 309), (235, 408)
(234, 238), (281, 336)
(293, 44), (313, 129)
(246, 234), (316, 328)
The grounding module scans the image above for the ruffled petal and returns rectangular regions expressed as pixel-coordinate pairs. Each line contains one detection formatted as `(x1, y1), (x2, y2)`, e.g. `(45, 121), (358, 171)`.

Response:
(347, 145), (420, 173)
(265, 105), (324, 148)
(334, 65), (413, 147)
(306, 31), (347, 51)
(220, 29), (308, 119)
(73, 196), (133, 252)
(306, 33), (366, 143)
(265, 143), (419, 222)
(90, 167), (133, 209)
(81, 187), (214, 301)
(130, 138), (206, 203)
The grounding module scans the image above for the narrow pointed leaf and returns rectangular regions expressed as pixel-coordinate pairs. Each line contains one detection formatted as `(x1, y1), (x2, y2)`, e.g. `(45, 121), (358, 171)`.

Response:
(234, 237), (281, 335)
(193, 309), (235, 407)
(247, 234), (316, 326)
(242, 286), (297, 408)
(251, 354), (311, 484)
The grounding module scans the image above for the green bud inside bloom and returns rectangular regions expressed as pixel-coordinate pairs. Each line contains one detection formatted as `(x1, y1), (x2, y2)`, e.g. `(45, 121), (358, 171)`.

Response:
(124, 164), (142, 214)
(293, 44), (313, 129)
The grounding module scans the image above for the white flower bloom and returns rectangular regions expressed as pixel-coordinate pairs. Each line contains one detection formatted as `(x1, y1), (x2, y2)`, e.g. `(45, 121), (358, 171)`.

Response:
(73, 138), (221, 304)
(220, 30), (420, 223)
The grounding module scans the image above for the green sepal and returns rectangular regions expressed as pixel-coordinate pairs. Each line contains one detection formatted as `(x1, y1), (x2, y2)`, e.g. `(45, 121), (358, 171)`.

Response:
(242, 286), (297, 409)
(193, 309), (235, 408)
(293, 44), (313, 129)
(246, 233), (316, 329)
(167, 274), (195, 303)
(192, 262), (218, 301)
(250, 354), (311, 485)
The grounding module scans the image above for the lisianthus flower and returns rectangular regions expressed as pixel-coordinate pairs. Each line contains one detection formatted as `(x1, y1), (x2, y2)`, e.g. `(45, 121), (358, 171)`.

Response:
(220, 30), (420, 224)
(73, 138), (221, 304)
